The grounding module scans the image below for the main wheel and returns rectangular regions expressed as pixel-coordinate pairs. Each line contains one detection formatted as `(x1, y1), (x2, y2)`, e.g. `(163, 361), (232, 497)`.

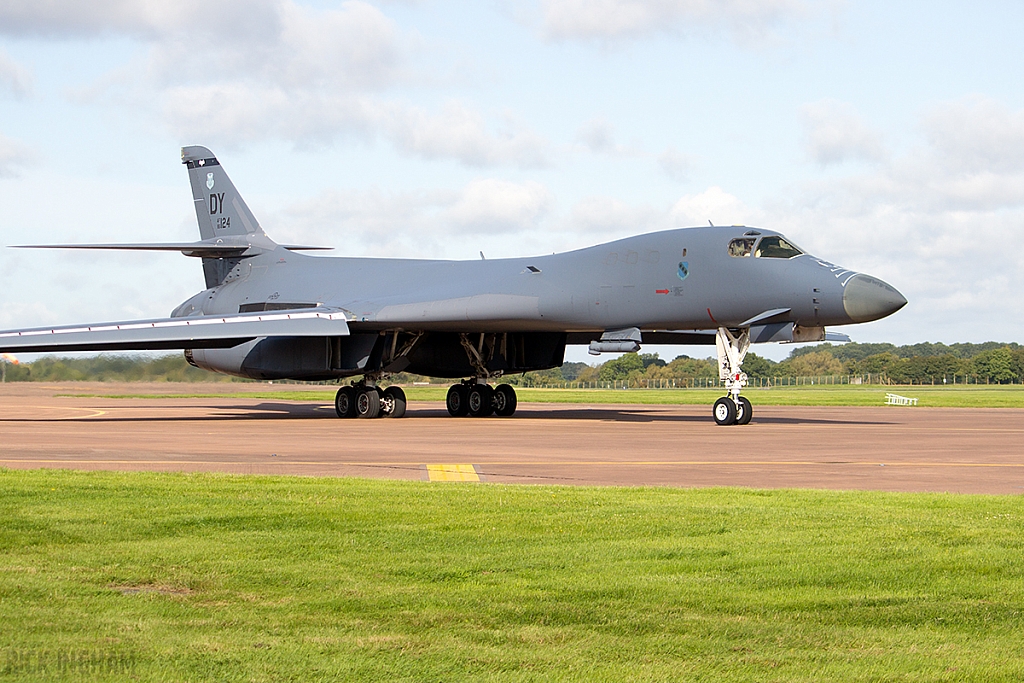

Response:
(335, 386), (356, 418)
(382, 386), (407, 418)
(493, 384), (517, 417)
(735, 396), (752, 425)
(467, 384), (494, 417)
(446, 384), (469, 417)
(356, 387), (381, 418)
(713, 397), (737, 425)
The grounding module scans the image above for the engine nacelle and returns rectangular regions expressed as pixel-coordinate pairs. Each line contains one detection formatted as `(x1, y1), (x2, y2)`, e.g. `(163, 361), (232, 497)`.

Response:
(186, 340), (259, 379)
(185, 334), (379, 381)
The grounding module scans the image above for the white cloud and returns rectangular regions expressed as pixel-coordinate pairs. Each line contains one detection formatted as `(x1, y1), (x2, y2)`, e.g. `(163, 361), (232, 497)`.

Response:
(383, 102), (553, 168)
(0, 50), (31, 97)
(575, 117), (641, 157)
(159, 85), (377, 147)
(0, 0), (280, 39)
(668, 186), (756, 226)
(3, 1), (553, 167)
(0, 134), (35, 177)
(801, 99), (886, 166)
(564, 196), (661, 238)
(273, 177), (554, 258)
(923, 95), (1024, 174)
(658, 145), (692, 181)
(540, 0), (810, 42)
(444, 179), (552, 233)
(143, 1), (401, 91)
(0, 301), (56, 329)
(274, 186), (447, 257)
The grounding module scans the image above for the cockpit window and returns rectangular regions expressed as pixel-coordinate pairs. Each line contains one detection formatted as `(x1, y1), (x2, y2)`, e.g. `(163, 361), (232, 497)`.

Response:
(727, 238), (756, 258)
(755, 236), (803, 259)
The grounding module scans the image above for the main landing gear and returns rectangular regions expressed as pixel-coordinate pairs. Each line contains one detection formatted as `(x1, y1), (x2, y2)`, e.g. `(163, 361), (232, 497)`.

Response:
(334, 380), (517, 419)
(335, 383), (407, 419)
(713, 326), (753, 426)
(446, 380), (518, 418)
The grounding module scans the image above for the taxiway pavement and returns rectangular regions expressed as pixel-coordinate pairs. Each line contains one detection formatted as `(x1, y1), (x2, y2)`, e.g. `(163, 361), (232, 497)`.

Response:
(1, 384), (1021, 494)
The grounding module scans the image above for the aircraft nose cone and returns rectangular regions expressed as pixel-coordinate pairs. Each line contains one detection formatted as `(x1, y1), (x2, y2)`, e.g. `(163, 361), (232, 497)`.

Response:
(843, 274), (907, 323)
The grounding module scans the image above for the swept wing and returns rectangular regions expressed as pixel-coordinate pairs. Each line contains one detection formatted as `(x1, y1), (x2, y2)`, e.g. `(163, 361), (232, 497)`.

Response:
(0, 308), (351, 353)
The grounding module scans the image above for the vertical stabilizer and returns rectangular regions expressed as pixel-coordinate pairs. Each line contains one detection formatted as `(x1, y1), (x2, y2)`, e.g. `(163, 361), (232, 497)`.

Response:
(181, 146), (271, 288)
(181, 146), (265, 241)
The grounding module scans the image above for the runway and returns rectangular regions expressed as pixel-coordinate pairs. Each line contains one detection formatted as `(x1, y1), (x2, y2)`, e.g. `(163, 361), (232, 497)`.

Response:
(1, 384), (1022, 494)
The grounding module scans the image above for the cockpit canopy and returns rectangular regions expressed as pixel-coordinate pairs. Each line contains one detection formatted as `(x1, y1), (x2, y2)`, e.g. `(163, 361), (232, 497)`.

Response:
(728, 235), (803, 259)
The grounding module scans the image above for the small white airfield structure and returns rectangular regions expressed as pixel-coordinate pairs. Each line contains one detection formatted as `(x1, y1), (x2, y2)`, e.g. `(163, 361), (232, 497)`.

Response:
(885, 393), (918, 406)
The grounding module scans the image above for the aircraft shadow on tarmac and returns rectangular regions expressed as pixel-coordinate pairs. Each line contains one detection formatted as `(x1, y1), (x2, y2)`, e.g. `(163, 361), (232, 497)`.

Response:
(2, 402), (892, 426)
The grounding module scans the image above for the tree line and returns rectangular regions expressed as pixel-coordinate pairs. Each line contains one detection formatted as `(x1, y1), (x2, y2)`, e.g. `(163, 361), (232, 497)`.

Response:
(0, 354), (233, 383)
(1, 341), (1022, 385)
(507, 341), (1024, 386)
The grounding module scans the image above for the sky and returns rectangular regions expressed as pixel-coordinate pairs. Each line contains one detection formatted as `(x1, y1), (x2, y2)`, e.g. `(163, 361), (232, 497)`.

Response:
(1, 0), (1023, 364)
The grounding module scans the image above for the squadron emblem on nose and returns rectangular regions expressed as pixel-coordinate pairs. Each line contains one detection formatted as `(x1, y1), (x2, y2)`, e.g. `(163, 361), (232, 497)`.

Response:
(677, 261), (689, 281)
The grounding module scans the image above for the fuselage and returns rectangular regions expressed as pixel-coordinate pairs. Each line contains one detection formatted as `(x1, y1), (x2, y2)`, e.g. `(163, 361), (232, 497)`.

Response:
(175, 225), (906, 335)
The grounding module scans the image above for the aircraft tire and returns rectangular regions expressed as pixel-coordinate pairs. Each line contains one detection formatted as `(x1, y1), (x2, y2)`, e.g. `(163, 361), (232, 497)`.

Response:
(468, 384), (494, 417)
(493, 384), (517, 417)
(446, 384), (469, 417)
(713, 397), (737, 426)
(735, 396), (752, 425)
(382, 386), (407, 418)
(335, 386), (356, 418)
(356, 387), (381, 418)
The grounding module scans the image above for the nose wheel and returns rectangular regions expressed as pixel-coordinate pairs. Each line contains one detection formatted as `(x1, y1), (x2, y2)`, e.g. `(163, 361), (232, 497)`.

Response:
(735, 396), (752, 425)
(715, 395), (753, 425)
(713, 397), (736, 425)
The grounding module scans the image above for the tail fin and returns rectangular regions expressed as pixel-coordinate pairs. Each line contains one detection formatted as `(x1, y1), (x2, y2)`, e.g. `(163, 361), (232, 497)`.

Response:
(182, 145), (265, 241)
(182, 145), (268, 288)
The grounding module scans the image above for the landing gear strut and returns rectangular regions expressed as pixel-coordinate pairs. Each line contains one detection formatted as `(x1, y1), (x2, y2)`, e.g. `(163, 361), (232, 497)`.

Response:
(446, 379), (518, 418)
(444, 333), (517, 418)
(713, 326), (753, 426)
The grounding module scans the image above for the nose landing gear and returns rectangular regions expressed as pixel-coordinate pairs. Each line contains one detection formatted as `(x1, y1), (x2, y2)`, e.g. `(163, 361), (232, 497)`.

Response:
(713, 327), (754, 426)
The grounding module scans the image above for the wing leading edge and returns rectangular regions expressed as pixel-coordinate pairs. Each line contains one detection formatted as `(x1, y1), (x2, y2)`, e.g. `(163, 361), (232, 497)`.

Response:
(0, 308), (351, 354)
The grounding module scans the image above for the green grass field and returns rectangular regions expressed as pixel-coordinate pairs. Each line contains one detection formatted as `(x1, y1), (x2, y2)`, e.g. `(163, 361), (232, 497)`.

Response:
(63, 384), (1024, 408)
(2, 469), (1023, 681)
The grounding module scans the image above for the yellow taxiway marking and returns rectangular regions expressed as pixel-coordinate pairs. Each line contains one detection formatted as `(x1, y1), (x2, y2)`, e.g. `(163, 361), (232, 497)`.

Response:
(425, 464), (481, 481)
(14, 406), (108, 420)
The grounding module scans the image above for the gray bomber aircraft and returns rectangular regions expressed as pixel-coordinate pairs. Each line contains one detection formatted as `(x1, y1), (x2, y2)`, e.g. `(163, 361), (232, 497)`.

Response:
(0, 146), (907, 425)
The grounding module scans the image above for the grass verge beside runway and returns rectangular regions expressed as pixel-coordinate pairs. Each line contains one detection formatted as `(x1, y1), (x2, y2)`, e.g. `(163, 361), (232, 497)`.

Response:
(61, 384), (1024, 407)
(2, 469), (1023, 681)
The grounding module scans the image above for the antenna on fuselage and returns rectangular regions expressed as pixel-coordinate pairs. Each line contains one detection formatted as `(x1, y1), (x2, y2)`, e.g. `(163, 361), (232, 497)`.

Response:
(708, 220), (714, 227)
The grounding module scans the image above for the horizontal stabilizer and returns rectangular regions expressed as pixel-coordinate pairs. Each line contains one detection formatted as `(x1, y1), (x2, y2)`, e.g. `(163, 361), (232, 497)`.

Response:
(10, 241), (332, 258)
(0, 308), (351, 354)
